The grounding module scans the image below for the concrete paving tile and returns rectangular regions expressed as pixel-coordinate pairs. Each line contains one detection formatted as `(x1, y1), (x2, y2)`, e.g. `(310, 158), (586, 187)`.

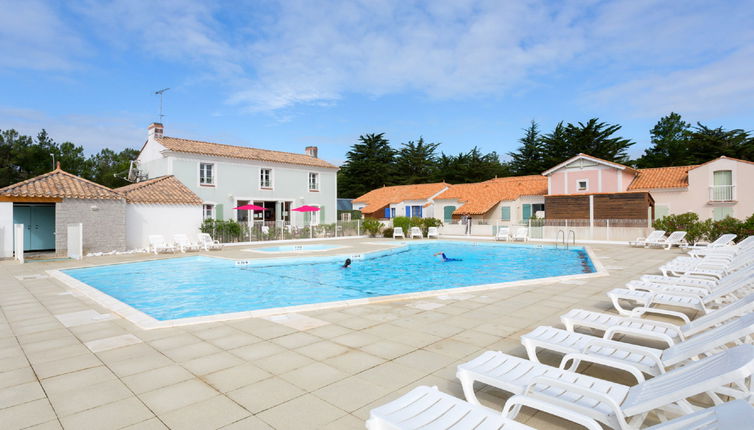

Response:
(121, 418), (169, 430)
(254, 350), (314, 375)
(393, 348), (457, 372)
(161, 341), (221, 362)
(227, 341), (285, 361)
(32, 352), (102, 380)
(0, 366), (37, 389)
(356, 361), (425, 390)
(314, 375), (392, 412)
(262, 313), (331, 331)
(47, 379), (134, 417)
(0, 352), (28, 372)
(326, 350), (384, 374)
(304, 324), (352, 339)
(54, 310), (113, 328)
(121, 365), (194, 394)
(257, 393), (347, 430)
(25, 343), (91, 365)
(0, 398), (57, 430)
(227, 377), (304, 413)
(148, 333), (201, 351)
(0, 380), (46, 409)
(209, 332), (261, 349)
(41, 365), (116, 394)
(331, 331), (381, 348)
(280, 362), (349, 391)
(424, 338), (479, 359)
(269, 331), (321, 349)
(107, 352), (173, 377)
(94, 342), (157, 364)
(183, 351), (244, 375)
(23, 420), (63, 430)
(296, 340), (351, 361)
(219, 415), (274, 429)
(159, 395), (250, 430)
(193, 325), (243, 341)
(85, 334), (143, 353)
(19, 336), (82, 355)
(249, 323), (297, 340)
(450, 329), (500, 348)
(59, 396), (154, 430)
(360, 339), (417, 360)
(319, 413), (364, 430)
(204, 362), (272, 393)
(139, 379), (219, 414)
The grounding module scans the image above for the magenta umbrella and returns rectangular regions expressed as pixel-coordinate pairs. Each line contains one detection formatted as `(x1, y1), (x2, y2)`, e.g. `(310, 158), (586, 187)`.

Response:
(234, 204), (269, 211)
(291, 205), (320, 212)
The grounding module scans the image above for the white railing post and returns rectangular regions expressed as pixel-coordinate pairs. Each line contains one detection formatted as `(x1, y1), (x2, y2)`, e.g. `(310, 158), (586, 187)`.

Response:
(357, 219), (360, 236)
(606, 219), (610, 241)
(14, 224), (24, 263)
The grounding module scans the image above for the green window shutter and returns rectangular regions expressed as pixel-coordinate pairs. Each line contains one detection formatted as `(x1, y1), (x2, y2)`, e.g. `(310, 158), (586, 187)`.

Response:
(215, 204), (224, 220)
(501, 206), (511, 221)
(319, 206), (325, 223)
(522, 204), (532, 220)
(713, 206), (733, 221)
(443, 206), (456, 222)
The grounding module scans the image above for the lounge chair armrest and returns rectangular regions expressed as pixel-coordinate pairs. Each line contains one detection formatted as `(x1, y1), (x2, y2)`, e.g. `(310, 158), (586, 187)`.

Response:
(604, 325), (677, 347)
(502, 394), (603, 430)
(559, 352), (646, 384)
(523, 376), (628, 429)
(582, 338), (665, 374)
(629, 307), (691, 324)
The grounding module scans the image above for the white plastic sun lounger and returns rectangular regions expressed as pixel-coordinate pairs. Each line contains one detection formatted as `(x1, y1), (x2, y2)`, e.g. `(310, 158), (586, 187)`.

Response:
(410, 226), (423, 239)
(427, 226), (440, 239)
(513, 228), (528, 242)
(519, 313), (754, 377)
(561, 294), (754, 344)
(148, 235), (175, 254)
(496, 227), (510, 241)
(660, 249), (754, 278)
(393, 227), (405, 239)
(173, 234), (200, 252)
(688, 235), (754, 257)
(647, 231), (687, 250)
(366, 385), (601, 430)
(197, 233), (222, 251)
(684, 233), (738, 251)
(457, 345), (754, 430)
(645, 399), (754, 430)
(637, 265), (754, 294)
(628, 230), (665, 247)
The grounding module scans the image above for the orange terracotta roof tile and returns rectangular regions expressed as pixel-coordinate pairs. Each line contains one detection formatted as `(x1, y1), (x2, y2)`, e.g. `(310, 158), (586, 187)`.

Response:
(628, 165), (695, 190)
(0, 166), (122, 200)
(353, 182), (450, 213)
(435, 175), (548, 215)
(157, 136), (338, 169)
(115, 175), (202, 205)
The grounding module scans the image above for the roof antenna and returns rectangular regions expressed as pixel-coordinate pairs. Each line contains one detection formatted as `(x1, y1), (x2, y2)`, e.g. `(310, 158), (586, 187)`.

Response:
(154, 88), (170, 122)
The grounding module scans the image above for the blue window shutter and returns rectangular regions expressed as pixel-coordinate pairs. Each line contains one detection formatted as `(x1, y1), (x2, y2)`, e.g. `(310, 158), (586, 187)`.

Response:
(384, 208), (390, 218)
(405, 206), (411, 217)
(419, 206), (423, 218)
(522, 204), (532, 220)
(501, 206), (510, 221)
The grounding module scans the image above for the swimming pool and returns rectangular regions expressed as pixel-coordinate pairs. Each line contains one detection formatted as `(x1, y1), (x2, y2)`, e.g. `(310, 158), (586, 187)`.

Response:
(59, 241), (597, 324)
(247, 244), (345, 253)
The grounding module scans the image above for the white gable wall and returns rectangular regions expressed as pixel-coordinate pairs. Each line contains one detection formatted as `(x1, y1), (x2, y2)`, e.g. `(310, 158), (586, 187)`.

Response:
(126, 204), (203, 249)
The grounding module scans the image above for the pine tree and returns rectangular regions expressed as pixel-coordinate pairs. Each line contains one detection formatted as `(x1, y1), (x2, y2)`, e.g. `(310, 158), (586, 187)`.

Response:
(686, 124), (753, 164)
(337, 133), (397, 198)
(635, 113), (691, 168)
(508, 120), (547, 175)
(562, 118), (634, 163)
(395, 137), (440, 184)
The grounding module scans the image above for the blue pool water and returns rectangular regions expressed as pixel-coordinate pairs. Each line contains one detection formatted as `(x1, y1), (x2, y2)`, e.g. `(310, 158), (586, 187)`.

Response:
(63, 242), (595, 321)
(251, 244), (343, 252)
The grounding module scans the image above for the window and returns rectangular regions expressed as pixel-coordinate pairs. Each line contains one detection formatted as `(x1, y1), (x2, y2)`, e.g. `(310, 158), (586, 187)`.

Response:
(411, 205), (422, 217)
(202, 204), (215, 220)
(711, 170), (733, 201)
(260, 168), (272, 188)
(713, 206), (733, 221)
(308, 172), (319, 191)
(501, 206), (511, 221)
(577, 179), (588, 191)
(199, 163), (214, 185)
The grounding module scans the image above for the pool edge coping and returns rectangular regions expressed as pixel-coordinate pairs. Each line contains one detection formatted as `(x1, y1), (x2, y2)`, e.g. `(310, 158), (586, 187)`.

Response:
(47, 244), (607, 330)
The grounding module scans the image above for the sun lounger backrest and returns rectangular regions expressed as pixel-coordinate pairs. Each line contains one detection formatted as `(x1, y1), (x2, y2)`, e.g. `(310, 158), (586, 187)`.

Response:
(666, 231), (686, 242)
(710, 234), (737, 247)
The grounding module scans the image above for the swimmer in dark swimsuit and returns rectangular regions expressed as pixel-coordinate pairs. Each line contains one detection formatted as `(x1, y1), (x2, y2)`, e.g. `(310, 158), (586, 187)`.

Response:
(433, 251), (462, 262)
(342, 258), (352, 268)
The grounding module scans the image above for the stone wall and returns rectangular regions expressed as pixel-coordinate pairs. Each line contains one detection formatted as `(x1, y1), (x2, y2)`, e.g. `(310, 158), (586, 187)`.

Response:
(56, 199), (126, 254)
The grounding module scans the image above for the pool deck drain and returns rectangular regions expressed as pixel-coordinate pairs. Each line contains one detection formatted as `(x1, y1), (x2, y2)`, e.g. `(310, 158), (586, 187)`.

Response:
(0, 238), (685, 429)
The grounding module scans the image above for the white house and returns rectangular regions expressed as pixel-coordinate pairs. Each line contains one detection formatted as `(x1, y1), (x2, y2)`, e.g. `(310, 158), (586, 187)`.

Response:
(135, 123), (339, 226)
(352, 183), (449, 219)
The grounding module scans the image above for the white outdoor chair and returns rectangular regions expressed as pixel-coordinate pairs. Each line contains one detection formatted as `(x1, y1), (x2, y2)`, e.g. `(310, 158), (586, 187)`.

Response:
(456, 345), (754, 430)
(519, 313), (754, 377)
(647, 231), (687, 250)
(393, 227), (405, 239)
(148, 235), (175, 254)
(561, 293), (754, 344)
(628, 230), (665, 247)
(513, 227), (528, 242)
(646, 399), (754, 430)
(197, 233), (223, 251)
(689, 235), (753, 258)
(684, 233), (737, 251)
(366, 385), (601, 430)
(409, 226), (423, 239)
(427, 226), (439, 239)
(660, 248), (754, 278)
(496, 226), (510, 241)
(172, 234), (200, 252)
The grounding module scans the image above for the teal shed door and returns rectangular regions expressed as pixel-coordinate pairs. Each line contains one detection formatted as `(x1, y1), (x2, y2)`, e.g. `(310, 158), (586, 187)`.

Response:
(13, 206), (32, 250)
(13, 205), (56, 251)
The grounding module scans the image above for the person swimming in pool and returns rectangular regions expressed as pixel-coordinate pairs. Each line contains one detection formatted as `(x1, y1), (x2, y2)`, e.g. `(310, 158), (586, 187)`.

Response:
(342, 258), (352, 268)
(433, 251), (462, 262)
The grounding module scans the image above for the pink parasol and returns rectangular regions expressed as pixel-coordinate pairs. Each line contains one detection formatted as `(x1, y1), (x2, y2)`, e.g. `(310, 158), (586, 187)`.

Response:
(234, 204), (269, 211)
(291, 205), (320, 212)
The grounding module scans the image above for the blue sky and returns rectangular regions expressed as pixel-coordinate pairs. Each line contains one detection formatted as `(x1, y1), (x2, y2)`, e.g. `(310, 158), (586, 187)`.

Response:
(1, 1), (753, 166)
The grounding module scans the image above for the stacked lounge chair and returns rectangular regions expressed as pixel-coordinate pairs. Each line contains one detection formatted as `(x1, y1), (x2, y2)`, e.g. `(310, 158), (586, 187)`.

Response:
(367, 233), (754, 429)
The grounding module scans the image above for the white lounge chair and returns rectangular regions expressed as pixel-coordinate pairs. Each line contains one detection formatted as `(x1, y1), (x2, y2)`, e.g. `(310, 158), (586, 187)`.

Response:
(629, 230), (665, 247)
(513, 227), (528, 242)
(637, 264), (754, 291)
(393, 227), (405, 239)
(496, 226), (510, 241)
(689, 235), (753, 258)
(148, 235), (175, 254)
(562, 293), (754, 344)
(660, 249), (754, 278)
(172, 234), (200, 252)
(519, 312), (754, 377)
(409, 226), (423, 239)
(647, 231), (687, 249)
(366, 385), (601, 430)
(197, 232), (223, 251)
(646, 399), (754, 430)
(261, 225), (270, 236)
(684, 233), (737, 251)
(457, 345), (754, 430)
(426, 226), (439, 239)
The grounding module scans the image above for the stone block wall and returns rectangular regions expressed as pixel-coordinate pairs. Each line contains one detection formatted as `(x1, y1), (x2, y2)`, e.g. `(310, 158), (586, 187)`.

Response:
(56, 199), (127, 254)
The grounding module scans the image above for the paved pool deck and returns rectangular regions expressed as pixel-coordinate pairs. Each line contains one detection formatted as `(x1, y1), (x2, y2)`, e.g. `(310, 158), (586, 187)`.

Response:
(0, 238), (684, 429)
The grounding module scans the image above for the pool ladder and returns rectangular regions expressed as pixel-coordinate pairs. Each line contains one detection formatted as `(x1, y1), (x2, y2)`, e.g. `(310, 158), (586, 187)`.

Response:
(556, 229), (576, 249)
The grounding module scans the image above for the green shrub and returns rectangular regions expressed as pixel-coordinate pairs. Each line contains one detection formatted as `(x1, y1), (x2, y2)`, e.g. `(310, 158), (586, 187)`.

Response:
(653, 211), (754, 244)
(420, 218), (443, 236)
(382, 227), (394, 238)
(200, 219), (242, 242)
(362, 218), (382, 237)
(391, 216), (411, 236)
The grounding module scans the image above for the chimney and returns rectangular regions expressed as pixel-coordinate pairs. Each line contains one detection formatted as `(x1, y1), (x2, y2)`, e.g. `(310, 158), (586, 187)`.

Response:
(147, 122), (164, 140)
(305, 146), (318, 158)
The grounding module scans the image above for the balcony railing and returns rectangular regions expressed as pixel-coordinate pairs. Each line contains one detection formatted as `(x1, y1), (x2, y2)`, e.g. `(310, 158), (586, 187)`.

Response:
(709, 185), (735, 201)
